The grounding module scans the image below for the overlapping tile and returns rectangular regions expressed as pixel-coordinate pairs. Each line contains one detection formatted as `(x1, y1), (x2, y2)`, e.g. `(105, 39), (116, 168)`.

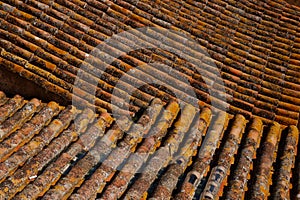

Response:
(0, 0), (300, 199)
(0, 0), (299, 125)
(0, 87), (297, 199)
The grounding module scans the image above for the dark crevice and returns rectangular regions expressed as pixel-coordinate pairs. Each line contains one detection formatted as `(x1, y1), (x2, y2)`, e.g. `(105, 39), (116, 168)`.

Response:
(0, 67), (69, 106)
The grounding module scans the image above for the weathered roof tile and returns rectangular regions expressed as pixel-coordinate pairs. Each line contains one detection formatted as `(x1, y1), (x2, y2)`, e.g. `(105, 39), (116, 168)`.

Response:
(0, 0), (300, 198)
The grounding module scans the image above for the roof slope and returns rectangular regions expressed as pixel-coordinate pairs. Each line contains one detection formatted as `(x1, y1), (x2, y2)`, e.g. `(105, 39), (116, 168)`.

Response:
(0, 91), (299, 199)
(0, 0), (299, 125)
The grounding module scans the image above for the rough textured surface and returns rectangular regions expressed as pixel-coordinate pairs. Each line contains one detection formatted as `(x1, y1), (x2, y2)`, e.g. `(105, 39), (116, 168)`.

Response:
(1, 0), (300, 199)
(0, 90), (298, 199)
(0, 0), (299, 124)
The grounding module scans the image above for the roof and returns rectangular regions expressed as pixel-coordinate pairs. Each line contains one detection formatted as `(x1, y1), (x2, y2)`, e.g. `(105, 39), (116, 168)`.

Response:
(0, 0), (300, 199)
(0, 0), (299, 125)
(0, 90), (298, 199)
